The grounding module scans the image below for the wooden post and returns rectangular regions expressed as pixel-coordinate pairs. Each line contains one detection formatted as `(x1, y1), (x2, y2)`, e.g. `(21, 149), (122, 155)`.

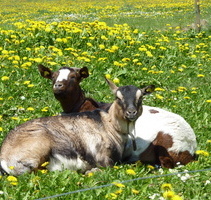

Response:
(195, 0), (201, 32)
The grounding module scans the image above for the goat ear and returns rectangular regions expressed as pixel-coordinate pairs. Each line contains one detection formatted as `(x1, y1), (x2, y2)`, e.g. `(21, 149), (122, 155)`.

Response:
(38, 64), (53, 79)
(142, 85), (155, 95)
(105, 78), (118, 94)
(80, 67), (89, 79)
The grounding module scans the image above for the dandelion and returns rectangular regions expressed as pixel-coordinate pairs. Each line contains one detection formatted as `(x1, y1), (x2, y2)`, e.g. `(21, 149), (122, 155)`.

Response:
(156, 94), (164, 100)
(27, 107), (34, 111)
(105, 193), (118, 199)
(41, 162), (49, 167)
(115, 189), (123, 194)
(163, 190), (175, 199)
(184, 96), (191, 99)
(0, 127), (3, 131)
(161, 183), (173, 191)
(24, 81), (30, 85)
(113, 78), (120, 84)
(105, 74), (111, 79)
(195, 150), (209, 156)
(28, 84), (34, 87)
(207, 140), (211, 143)
(171, 195), (183, 200)
(113, 166), (120, 169)
(131, 189), (139, 194)
(147, 165), (155, 170)
(1, 76), (9, 81)
(9, 166), (14, 170)
(146, 51), (153, 57)
(87, 172), (94, 177)
(7, 176), (18, 186)
(126, 169), (136, 175)
(112, 182), (125, 188)
(99, 44), (105, 49)
(155, 87), (165, 91)
(197, 74), (205, 77)
(206, 100), (211, 103)
(41, 107), (49, 112)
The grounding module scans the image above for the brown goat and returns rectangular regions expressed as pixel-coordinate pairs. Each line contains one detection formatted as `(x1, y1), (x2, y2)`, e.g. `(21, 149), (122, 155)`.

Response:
(0, 80), (154, 175)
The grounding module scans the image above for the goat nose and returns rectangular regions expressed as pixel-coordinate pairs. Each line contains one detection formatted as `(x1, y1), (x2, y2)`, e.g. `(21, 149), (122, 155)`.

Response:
(54, 82), (63, 89)
(127, 109), (137, 116)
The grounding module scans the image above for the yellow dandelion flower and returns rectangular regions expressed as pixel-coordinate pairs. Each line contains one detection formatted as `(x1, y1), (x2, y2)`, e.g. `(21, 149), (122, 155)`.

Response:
(7, 176), (18, 182)
(113, 166), (120, 169)
(195, 150), (209, 156)
(40, 169), (48, 174)
(34, 58), (43, 63)
(155, 88), (165, 91)
(1, 76), (9, 81)
(105, 193), (118, 199)
(197, 74), (205, 77)
(156, 94), (164, 100)
(206, 100), (211, 103)
(23, 81), (30, 85)
(105, 74), (111, 79)
(147, 165), (155, 170)
(161, 183), (173, 191)
(126, 169), (136, 175)
(112, 182), (125, 188)
(9, 166), (14, 170)
(206, 140), (211, 143)
(184, 96), (191, 99)
(41, 107), (49, 112)
(113, 78), (120, 84)
(115, 189), (123, 194)
(27, 107), (34, 111)
(99, 44), (105, 49)
(146, 51), (153, 57)
(87, 172), (94, 177)
(131, 189), (139, 194)
(41, 162), (49, 167)
(163, 190), (175, 198)
(0, 127), (3, 131)
(172, 195), (184, 200)
(28, 84), (34, 87)
(10, 182), (18, 186)
(87, 43), (93, 47)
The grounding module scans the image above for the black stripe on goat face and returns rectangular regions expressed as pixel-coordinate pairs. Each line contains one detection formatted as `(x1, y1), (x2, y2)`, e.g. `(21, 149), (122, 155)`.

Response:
(116, 86), (143, 121)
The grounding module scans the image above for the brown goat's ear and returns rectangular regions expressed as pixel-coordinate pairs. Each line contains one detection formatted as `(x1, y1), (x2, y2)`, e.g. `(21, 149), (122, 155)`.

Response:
(80, 67), (89, 79)
(105, 78), (118, 94)
(38, 64), (53, 79)
(142, 85), (155, 95)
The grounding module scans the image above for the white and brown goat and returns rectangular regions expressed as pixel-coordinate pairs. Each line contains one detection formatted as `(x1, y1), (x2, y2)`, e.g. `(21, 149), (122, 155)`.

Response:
(38, 65), (197, 168)
(0, 79), (154, 176)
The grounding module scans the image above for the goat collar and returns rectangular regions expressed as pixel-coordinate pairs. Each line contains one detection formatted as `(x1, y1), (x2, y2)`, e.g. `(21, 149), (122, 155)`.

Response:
(127, 121), (137, 151)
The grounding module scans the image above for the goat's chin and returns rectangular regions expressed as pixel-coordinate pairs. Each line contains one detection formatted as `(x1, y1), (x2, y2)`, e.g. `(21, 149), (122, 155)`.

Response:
(125, 116), (138, 122)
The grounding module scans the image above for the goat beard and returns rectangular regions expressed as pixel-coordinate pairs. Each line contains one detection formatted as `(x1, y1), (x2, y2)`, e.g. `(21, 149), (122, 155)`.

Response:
(127, 121), (137, 151)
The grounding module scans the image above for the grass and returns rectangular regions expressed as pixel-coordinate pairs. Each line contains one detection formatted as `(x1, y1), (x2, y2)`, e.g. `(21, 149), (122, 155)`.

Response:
(0, 0), (211, 199)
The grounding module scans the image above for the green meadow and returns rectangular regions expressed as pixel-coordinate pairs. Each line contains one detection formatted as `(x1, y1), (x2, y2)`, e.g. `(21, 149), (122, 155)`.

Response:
(0, 0), (211, 199)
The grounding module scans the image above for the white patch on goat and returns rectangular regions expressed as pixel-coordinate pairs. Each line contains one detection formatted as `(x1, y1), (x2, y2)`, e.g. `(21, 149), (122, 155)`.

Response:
(0, 160), (11, 174)
(47, 154), (88, 172)
(124, 105), (197, 162)
(135, 89), (142, 102)
(116, 90), (123, 100)
(56, 69), (71, 82)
